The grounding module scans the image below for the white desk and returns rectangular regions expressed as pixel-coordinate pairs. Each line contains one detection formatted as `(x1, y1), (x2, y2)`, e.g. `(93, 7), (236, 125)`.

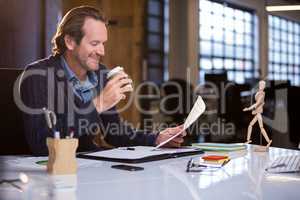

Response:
(1, 145), (300, 200)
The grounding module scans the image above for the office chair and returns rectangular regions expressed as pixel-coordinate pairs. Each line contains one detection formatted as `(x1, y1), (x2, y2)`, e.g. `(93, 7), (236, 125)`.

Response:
(0, 68), (31, 154)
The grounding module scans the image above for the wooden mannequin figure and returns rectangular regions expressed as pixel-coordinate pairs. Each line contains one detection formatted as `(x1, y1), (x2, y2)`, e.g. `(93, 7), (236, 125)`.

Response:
(243, 80), (272, 151)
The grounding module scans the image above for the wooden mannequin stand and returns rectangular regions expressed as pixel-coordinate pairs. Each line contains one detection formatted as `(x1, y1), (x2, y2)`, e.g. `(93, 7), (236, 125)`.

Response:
(46, 138), (78, 175)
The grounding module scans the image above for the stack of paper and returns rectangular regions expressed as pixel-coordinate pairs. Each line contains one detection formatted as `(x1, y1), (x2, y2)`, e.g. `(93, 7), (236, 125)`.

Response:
(192, 143), (246, 151)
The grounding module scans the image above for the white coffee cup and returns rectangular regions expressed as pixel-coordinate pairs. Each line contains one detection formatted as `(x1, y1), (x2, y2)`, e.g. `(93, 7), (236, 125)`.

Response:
(107, 66), (124, 79)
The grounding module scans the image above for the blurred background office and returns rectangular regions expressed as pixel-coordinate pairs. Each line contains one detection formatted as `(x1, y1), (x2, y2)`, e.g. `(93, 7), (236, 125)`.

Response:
(1, 0), (300, 154)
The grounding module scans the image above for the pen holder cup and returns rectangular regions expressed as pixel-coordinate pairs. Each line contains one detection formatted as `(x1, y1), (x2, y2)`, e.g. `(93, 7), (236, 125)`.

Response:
(46, 137), (78, 175)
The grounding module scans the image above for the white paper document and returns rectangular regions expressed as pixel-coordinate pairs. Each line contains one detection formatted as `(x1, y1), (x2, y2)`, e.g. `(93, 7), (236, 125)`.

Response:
(183, 96), (206, 129)
(154, 96), (206, 149)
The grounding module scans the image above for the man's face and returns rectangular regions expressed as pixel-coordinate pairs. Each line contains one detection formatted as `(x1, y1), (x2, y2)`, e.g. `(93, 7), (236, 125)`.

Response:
(71, 17), (107, 72)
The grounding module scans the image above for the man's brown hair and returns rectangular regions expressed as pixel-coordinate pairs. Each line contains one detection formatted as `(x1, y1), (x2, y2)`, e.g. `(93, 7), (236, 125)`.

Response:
(52, 5), (107, 56)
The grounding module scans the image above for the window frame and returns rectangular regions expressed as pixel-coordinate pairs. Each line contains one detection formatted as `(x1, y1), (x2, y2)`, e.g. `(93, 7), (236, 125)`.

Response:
(268, 14), (300, 86)
(199, 0), (258, 84)
(145, 0), (169, 84)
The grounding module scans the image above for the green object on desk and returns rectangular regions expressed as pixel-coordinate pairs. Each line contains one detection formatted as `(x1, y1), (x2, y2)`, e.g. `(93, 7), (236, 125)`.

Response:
(192, 143), (246, 151)
(36, 160), (48, 166)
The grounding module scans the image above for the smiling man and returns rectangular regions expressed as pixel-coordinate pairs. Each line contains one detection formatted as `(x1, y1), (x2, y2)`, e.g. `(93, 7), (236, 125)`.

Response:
(20, 6), (185, 155)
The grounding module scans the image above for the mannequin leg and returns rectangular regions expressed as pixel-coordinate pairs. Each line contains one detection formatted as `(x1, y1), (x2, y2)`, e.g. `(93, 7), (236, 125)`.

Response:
(246, 115), (258, 143)
(257, 114), (272, 147)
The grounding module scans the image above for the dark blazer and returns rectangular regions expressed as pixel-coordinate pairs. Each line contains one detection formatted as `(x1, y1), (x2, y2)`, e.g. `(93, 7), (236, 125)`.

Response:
(20, 55), (157, 155)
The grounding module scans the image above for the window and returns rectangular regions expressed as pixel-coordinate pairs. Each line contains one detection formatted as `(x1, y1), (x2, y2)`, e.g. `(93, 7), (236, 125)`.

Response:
(199, 0), (257, 84)
(146, 0), (169, 84)
(268, 15), (300, 86)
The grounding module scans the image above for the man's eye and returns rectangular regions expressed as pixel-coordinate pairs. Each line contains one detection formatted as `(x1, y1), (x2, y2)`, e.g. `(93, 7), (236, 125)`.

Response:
(91, 42), (99, 46)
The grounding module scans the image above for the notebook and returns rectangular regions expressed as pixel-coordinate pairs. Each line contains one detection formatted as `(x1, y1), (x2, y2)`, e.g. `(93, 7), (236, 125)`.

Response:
(77, 146), (204, 163)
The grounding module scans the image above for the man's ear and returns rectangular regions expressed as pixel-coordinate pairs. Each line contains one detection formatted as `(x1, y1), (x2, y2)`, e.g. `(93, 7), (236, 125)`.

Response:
(64, 35), (76, 50)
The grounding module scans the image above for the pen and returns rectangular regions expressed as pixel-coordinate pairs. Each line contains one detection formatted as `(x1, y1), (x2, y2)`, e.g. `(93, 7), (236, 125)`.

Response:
(54, 131), (60, 139)
(69, 127), (75, 139)
(42, 107), (58, 138)
(119, 147), (135, 150)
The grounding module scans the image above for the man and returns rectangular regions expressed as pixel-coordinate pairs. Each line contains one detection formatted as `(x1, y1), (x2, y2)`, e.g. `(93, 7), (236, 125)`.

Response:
(20, 6), (185, 155)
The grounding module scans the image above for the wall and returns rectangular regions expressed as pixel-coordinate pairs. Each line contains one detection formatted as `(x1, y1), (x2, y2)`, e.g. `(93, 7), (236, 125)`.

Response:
(169, 0), (199, 86)
(45, 0), (62, 56)
(101, 0), (146, 126)
(0, 0), (43, 68)
(0, 0), (61, 68)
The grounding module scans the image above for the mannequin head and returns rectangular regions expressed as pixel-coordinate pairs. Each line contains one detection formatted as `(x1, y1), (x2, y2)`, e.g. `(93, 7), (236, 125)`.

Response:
(258, 80), (266, 90)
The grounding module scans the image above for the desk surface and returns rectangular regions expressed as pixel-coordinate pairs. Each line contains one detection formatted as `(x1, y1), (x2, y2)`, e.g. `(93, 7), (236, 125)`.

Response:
(1, 145), (300, 200)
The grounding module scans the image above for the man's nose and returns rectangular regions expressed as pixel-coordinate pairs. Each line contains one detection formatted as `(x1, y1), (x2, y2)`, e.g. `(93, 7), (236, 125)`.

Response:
(97, 44), (105, 56)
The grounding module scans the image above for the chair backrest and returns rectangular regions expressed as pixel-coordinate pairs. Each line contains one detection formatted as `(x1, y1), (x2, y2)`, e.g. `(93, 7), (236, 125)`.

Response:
(0, 68), (31, 154)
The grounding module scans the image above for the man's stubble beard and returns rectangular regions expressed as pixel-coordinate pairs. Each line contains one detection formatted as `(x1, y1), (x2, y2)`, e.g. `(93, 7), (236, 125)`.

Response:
(73, 51), (92, 72)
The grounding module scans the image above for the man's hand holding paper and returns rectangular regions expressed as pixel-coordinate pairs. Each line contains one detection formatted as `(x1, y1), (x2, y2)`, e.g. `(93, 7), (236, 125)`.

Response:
(154, 96), (206, 149)
(155, 125), (186, 148)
